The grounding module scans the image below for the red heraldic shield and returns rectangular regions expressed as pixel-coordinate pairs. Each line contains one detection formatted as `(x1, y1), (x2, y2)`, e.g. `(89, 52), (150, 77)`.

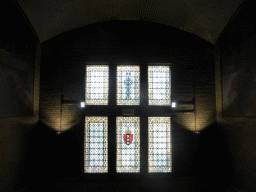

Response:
(124, 134), (133, 145)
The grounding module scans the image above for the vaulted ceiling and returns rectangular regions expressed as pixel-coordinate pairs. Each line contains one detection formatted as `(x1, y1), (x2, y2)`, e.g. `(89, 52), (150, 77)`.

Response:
(17, 0), (244, 44)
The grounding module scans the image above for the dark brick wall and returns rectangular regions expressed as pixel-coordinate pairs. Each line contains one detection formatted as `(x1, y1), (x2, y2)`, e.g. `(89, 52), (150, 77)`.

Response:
(4, 0), (256, 191)
(0, 1), (40, 191)
(41, 21), (215, 132)
(0, 1), (37, 66)
(39, 21), (217, 182)
(216, 1), (256, 191)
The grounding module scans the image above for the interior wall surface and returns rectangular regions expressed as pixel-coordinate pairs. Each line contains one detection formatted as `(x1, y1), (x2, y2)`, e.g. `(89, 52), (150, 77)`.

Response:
(215, 1), (256, 191)
(0, 1), (40, 192)
(39, 20), (217, 184)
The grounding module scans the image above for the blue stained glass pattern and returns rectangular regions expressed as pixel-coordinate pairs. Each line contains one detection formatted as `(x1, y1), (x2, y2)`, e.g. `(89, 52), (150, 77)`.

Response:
(117, 66), (140, 105)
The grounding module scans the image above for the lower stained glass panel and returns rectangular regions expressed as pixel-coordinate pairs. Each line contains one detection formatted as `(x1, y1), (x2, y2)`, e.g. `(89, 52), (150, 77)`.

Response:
(148, 117), (171, 172)
(84, 116), (108, 173)
(116, 117), (140, 173)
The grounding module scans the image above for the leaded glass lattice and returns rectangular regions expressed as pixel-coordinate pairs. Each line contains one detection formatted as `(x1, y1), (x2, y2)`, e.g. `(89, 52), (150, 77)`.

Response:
(148, 117), (171, 172)
(148, 66), (171, 105)
(117, 66), (140, 105)
(86, 65), (108, 105)
(84, 116), (108, 173)
(116, 117), (140, 172)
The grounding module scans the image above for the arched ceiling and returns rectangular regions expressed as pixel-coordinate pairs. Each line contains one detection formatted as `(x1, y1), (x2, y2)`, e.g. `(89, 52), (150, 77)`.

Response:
(17, 0), (243, 44)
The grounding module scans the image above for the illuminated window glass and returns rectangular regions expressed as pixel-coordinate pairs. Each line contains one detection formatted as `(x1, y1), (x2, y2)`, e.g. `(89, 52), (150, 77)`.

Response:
(84, 116), (108, 173)
(148, 66), (171, 105)
(117, 66), (140, 105)
(148, 117), (171, 173)
(86, 65), (108, 105)
(116, 117), (140, 173)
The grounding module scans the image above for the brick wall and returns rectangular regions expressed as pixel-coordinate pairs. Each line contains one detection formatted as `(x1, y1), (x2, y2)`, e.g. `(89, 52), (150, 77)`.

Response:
(0, 1), (40, 191)
(215, 1), (256, 191)
(40, 21), (216, 178)
(40, 25), (216, 133)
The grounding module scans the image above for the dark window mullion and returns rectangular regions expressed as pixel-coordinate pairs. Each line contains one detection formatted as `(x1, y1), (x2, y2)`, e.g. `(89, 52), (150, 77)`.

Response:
(108, 63), (116, 177)
(140, 62), (148, 174)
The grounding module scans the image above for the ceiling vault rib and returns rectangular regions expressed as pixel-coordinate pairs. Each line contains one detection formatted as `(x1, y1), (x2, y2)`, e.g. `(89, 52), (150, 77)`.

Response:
(182, 0), (212, 43)
(44, 0), (79, 42)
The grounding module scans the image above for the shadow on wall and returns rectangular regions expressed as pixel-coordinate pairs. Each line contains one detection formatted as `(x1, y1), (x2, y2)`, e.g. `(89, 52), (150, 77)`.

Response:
(26, 119), (85, 182)
(195, 122), (231, 180)
(171, 120), (199, 176)
(171, 120), (230, 180)
(26, 121), (58, 186)
(25, 120), (231, 186)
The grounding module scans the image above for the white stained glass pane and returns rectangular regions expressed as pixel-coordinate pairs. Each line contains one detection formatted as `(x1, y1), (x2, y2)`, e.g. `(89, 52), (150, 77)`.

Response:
(116, 117), (140, 173)
(85, 116), (108, 173)
(148, 66), (171, 105)
(86, 65), (108, 105)
(148, 117), (171, 173)
(117, 66), (140, 105)
(153, 137), (167, 143)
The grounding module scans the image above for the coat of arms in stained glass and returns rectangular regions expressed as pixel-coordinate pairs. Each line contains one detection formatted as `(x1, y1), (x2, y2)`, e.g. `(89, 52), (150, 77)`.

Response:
(116, 117), (140, 173)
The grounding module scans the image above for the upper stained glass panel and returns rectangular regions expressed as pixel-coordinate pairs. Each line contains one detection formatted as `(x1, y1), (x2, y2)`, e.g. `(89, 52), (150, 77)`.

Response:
(116, 117), (140, 173)
(117, 66), (140, 105)
(148, 66), (171, 105)
(84, 116), (108, 173)
(148, 117), (171, 173)
(86, 65), (108, 105)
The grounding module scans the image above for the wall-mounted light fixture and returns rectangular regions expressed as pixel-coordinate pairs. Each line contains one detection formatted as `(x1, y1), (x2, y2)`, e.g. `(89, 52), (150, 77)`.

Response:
(81, 102), (85, 108)
(172, 102), (176, 108)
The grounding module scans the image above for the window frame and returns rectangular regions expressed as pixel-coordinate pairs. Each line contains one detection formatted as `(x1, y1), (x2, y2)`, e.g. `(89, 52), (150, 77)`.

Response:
(82, 62), (173, 180)
(148, 64), (171, 106)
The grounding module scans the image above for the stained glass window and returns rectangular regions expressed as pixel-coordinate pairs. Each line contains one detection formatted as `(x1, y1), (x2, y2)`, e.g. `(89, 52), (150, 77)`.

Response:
(148, 66), (171, 105)
(148, 117), (171, 172)
(116, 117), (140, 173)
(84, 116), (108, 173)
(86, 65), (108, 105)
(117, 66), (140, 105)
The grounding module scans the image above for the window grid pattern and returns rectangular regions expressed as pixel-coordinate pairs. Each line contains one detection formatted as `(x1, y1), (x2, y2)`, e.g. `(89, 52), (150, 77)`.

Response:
(116, 117), (140, 173)
(84, 116), (108, 173)
(86, 65), (108, 105)
(148, 66), (171, 105)
(117, 66), (140, 105)
(148, 117), (171, 172)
